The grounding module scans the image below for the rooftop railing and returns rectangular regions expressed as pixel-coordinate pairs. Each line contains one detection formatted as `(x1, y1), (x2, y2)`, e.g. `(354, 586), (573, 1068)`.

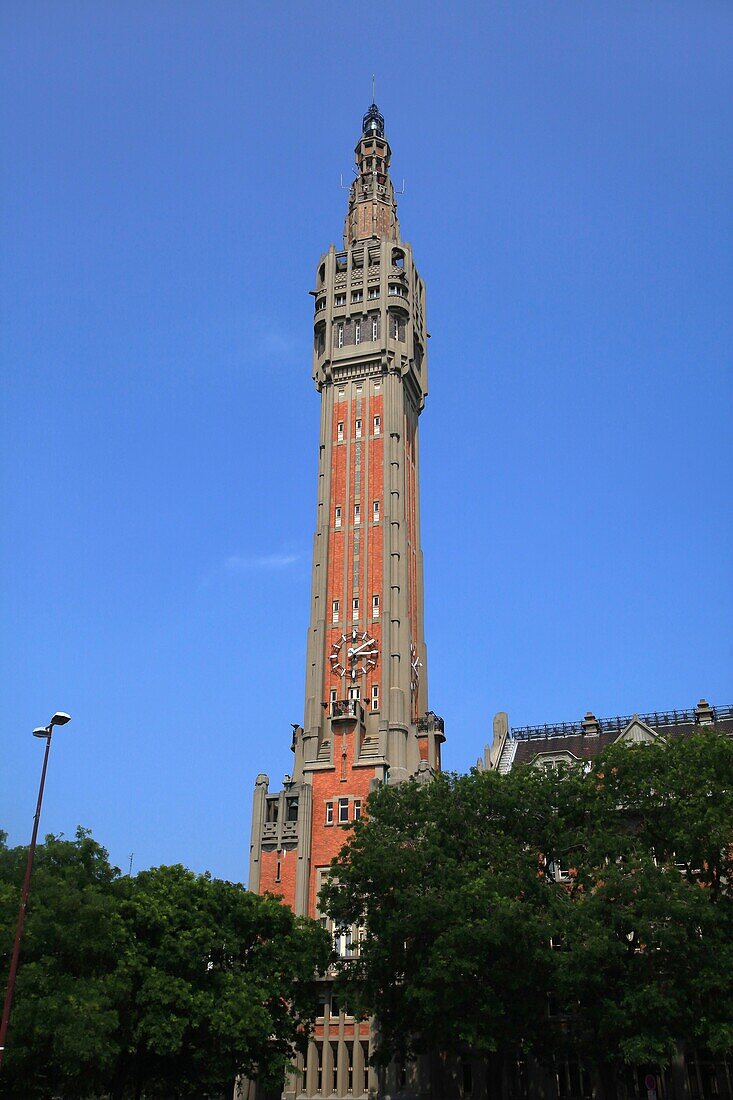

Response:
(510, 705), (733, 742)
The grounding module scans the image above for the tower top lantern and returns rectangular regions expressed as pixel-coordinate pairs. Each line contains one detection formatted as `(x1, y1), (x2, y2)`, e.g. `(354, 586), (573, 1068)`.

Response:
(362, 101), (385, 137)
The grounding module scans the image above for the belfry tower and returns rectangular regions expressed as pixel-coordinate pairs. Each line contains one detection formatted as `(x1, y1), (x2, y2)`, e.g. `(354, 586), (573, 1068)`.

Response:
(248, 103), (444, 1100)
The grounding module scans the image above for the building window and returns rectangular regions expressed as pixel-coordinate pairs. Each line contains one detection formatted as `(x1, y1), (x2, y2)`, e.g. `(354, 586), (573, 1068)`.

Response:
(371, 683), (379, 710)
(355, 321), (361, 345)
(338, 798), (349, 824)
(275, 858), (281, 882)
(392, 316), (399, 339)
(352, 290), (363, 303)
(332, 599), (340, 623)
(352, 597), (359, 619)
(371, 316), (379, 340)
(337, 422), (344, 442)
(374, 414), (381, 434)
(335, 293), (346, 306)
(372, 593), (380, 619)
(355, 418), (362, 439)
(265, 798), (278, 823)
(354, 504), (361, 525)
(325, 802), (334, 825)
(335, 505), (342, 527)
(368, 286), (379, 299)
(338, 387), (345, 400)
(373, 500), (380, 522)
(337, 324), (344, 348)
(354, 798), (362, 819)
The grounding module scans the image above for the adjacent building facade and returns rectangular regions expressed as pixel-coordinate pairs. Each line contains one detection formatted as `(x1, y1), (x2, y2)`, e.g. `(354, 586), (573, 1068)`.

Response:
(247, 102), (444, 1100)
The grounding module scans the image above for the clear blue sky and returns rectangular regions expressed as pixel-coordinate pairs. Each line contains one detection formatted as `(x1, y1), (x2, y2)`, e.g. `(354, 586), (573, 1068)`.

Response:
(2, 3), (731, 882)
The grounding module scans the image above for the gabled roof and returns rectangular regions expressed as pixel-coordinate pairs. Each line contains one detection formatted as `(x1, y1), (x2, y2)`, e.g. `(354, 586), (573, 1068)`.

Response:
(613, 715), (662, 745)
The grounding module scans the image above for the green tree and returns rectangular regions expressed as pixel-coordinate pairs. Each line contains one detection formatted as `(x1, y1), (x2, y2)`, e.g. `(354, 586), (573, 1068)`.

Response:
(552, 730), (733, 1095)
(321, 767), (564, 1089)
(0, 828), (127, 1098)
(0, 829), (330, 1099)
(322, 730), (733, 1094)
(110, 864), (330, 1098)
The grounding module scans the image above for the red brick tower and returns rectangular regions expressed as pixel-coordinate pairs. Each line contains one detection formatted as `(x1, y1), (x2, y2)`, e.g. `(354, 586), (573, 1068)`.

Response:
(248, 103), (443, 1099)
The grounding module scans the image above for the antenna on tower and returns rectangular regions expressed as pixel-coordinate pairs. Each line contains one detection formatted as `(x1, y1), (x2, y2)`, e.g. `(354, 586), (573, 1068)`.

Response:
(128, 853), (134, 876)
(396, 180), (406, 195)
(371, 74), (376, 103)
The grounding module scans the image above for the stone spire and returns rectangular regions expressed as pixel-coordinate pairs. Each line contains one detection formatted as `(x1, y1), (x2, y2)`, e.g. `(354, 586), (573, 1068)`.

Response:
(343, 102), (401, 248)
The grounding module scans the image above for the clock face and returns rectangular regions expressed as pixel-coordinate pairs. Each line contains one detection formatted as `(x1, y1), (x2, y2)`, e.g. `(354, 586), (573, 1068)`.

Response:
(410, 642), (422, 692)
(330, 629), (379, 681)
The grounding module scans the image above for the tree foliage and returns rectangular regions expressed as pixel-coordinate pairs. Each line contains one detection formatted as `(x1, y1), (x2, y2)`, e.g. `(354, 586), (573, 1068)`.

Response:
(322, 729), (733, 1076)
(0, 829), (330, 1099)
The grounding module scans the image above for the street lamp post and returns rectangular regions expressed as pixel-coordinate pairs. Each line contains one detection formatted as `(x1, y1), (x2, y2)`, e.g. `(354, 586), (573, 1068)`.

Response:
(0, 712), (71, 1072)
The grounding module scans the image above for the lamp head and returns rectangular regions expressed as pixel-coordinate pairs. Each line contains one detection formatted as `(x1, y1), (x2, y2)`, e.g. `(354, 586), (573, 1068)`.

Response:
(50, 713), (71, 727)
(32, 727), (49, 738)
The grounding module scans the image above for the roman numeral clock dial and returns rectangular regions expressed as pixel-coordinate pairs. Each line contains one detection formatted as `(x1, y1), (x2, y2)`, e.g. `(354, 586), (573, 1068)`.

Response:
(330, 630), (379, 681)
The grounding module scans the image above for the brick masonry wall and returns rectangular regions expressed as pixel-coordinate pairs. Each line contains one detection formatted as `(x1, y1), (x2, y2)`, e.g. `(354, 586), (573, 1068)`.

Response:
(259, 846), (297, 908)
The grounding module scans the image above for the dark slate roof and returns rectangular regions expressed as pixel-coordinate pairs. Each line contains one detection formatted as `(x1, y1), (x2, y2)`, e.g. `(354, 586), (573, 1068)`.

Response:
(509, 707), (733, 768)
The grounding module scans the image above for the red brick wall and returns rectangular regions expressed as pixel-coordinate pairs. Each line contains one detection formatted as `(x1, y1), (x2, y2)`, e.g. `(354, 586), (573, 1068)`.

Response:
(259, 846), (297, 908)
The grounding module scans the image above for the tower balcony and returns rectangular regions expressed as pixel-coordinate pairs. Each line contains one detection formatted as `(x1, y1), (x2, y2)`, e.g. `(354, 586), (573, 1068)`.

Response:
(330, 699), (366, 725)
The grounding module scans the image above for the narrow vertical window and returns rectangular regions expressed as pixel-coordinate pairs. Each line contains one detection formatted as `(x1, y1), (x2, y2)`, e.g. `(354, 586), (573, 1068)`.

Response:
(372, 316), (378, 340)
(354, 504), (361, 525)
(330, 688), (337, 705)
(393, 316), (399, 339)
(337, 324), (344, 348)
(373, 500), (380, 522)
(338, 798), (349, 824)
(354, 798), (362, 819)
(352, 597), (359, 620)
(275, 858), (281, 882)
(332, 599), (340, 623)
(372, 593), (380, 619)
(371, 683), (379, 710)
(346, 1043), (354, 1093)
(355, 321), (361, 345)
(331, 1043), (338, 1094)
(374, 414), (381, 435)
(355, 418), (362, 439)
(325, 802), (334, 825)
(335, 505), (342, 527)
